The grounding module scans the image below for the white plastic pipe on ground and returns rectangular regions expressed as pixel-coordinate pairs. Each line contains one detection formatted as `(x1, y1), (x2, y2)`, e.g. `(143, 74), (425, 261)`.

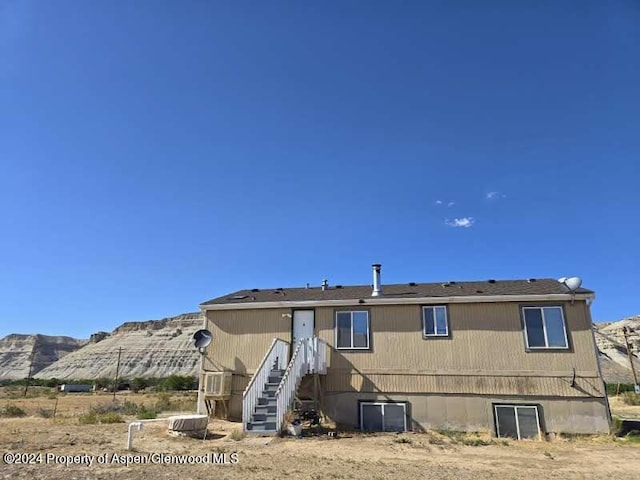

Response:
(126, 418), (167, 450)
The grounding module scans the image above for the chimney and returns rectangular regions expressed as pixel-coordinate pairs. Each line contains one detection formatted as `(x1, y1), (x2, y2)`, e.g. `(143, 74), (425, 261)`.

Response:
(372, 264), (382, 296)
(321, 279), (328, 291)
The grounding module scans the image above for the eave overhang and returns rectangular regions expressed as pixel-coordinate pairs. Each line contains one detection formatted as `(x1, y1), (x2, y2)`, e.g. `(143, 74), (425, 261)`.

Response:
(200, 292), (595, 312)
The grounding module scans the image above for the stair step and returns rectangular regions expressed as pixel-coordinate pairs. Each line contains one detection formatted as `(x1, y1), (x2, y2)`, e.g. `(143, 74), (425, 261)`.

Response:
(268, 376), (283, 384)
(263, 390), (276, 398)
(263, 383), (279, 392)
(255, 405), (277, 414)
(251, 413), (277, 422)
(257, 397), (276, 406)
(247, 421), (277, 431)
(270, 369), (285, 376)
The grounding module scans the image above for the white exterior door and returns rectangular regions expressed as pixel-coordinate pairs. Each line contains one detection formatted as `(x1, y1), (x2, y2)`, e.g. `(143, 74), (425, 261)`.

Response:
(292, 310), (314, 346)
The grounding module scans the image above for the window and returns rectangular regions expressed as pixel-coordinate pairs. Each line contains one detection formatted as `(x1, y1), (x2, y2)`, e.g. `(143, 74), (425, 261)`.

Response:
(360, 402), (407, 432)
(335, 311), (370, 349)
(494, 405), (541, 440)
(422, 306), (448, 337)
(522, 306), (568, 349)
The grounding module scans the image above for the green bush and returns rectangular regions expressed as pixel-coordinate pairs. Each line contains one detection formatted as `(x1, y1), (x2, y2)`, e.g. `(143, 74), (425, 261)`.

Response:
(157, 375), (196, 392)
(131, 377), (148, 392)
(98, 412), (124, 424)
(605, 383), (637, 396)
(136, 409), (157, 420)
(78, 412), (98, 424)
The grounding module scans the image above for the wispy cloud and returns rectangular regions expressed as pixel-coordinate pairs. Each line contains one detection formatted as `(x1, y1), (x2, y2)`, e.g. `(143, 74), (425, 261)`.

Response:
(445, 217), (475, 228)
(486, 191), (506, 200)
(447, 201), (455, 207)
(435, 200), (443, 205)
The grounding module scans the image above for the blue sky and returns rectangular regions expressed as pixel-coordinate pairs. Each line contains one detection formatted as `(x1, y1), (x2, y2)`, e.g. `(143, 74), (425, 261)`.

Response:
(1, 1), (638, 338)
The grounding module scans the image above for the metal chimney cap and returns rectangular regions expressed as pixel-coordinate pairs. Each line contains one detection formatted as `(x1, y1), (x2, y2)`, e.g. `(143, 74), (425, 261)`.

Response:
(372, 263), (382, 296)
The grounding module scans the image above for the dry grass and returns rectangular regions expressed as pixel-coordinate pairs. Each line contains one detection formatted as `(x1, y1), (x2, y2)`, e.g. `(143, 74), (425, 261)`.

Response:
(0, 392), (639, 479)
(0, 391), (196, 419)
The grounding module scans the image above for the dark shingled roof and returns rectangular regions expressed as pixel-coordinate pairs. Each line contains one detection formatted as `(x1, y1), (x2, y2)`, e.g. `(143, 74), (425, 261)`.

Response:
(201, 278), (593, 306)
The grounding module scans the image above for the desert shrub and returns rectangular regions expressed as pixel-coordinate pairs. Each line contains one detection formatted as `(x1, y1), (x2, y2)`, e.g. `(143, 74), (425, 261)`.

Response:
(431, 429), (492, 446)
(155, 392), (173, 412)
(435, 428), (465, 443)
(90, 402), (123, 414)
(136, 408), (157, 420)
(98, 412), (124, 424)
(393, 437), (412, 444)
(131, 377), (148, 393)
(229, 429), (245, 441)
(90, 400), (140, 415)
(119, 400), (141, 415)
(622, 392), (640, 406)
(37, 408), (54, 418)
(2, 404), (26, 417)
(461, 437), (492, 446)
(78, 412), (98, 424)
(43, 378), (59, 388)
(157, 375), (196, 392)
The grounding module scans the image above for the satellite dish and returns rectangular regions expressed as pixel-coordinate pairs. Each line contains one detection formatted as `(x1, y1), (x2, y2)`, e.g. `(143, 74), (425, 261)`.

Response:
(558, 276), (582, 292)
(193, 329), (212, 350)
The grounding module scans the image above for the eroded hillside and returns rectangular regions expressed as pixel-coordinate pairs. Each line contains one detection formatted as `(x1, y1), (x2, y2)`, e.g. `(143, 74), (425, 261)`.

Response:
(33, 312), (203, 380)
(0, 334), (87, 380)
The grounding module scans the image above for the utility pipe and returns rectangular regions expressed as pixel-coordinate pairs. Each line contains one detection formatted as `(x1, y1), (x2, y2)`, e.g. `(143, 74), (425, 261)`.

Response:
(126, 418), (167, 450)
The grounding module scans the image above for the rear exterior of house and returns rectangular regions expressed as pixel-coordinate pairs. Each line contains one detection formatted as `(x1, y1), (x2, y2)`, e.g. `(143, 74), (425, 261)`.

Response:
(198, 268), (610, 438)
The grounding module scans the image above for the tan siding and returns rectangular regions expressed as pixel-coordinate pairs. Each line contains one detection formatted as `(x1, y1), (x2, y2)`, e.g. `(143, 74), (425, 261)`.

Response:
(202, 309), (291, 374)
(323, 373), (603, 397)
(203, 299), (602, 399)
(316, 301), (598, 374)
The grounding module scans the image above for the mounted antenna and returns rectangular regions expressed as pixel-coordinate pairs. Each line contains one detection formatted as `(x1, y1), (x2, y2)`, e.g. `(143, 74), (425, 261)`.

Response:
(193, 329), (213, 355)
(558, 276), (582, 304)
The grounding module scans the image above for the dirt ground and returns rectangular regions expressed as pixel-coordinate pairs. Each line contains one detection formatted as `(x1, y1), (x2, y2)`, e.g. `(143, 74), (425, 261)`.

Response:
(1, 392), (640, 480)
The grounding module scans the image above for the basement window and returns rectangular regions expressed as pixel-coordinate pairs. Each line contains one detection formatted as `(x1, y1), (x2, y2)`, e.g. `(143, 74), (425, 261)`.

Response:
(422, 306), (449, 337)
(335, 311), (370, 350)
(494, 405), (541, 440)
(522, 306), (568, 349)
(360, 402), (407, 432)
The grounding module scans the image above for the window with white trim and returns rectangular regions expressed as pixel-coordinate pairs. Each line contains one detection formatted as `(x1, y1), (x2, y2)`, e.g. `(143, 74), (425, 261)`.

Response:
(422, 305), (449, 337)
(335, 311), (370, 349)
(522, 306), (568, 349)
(494, 404), (541, 440)
(360, 402), (407, 432)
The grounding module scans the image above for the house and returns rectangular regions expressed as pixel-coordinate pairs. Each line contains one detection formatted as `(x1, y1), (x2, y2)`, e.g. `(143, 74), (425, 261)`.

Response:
(197, 264), (611, 438)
